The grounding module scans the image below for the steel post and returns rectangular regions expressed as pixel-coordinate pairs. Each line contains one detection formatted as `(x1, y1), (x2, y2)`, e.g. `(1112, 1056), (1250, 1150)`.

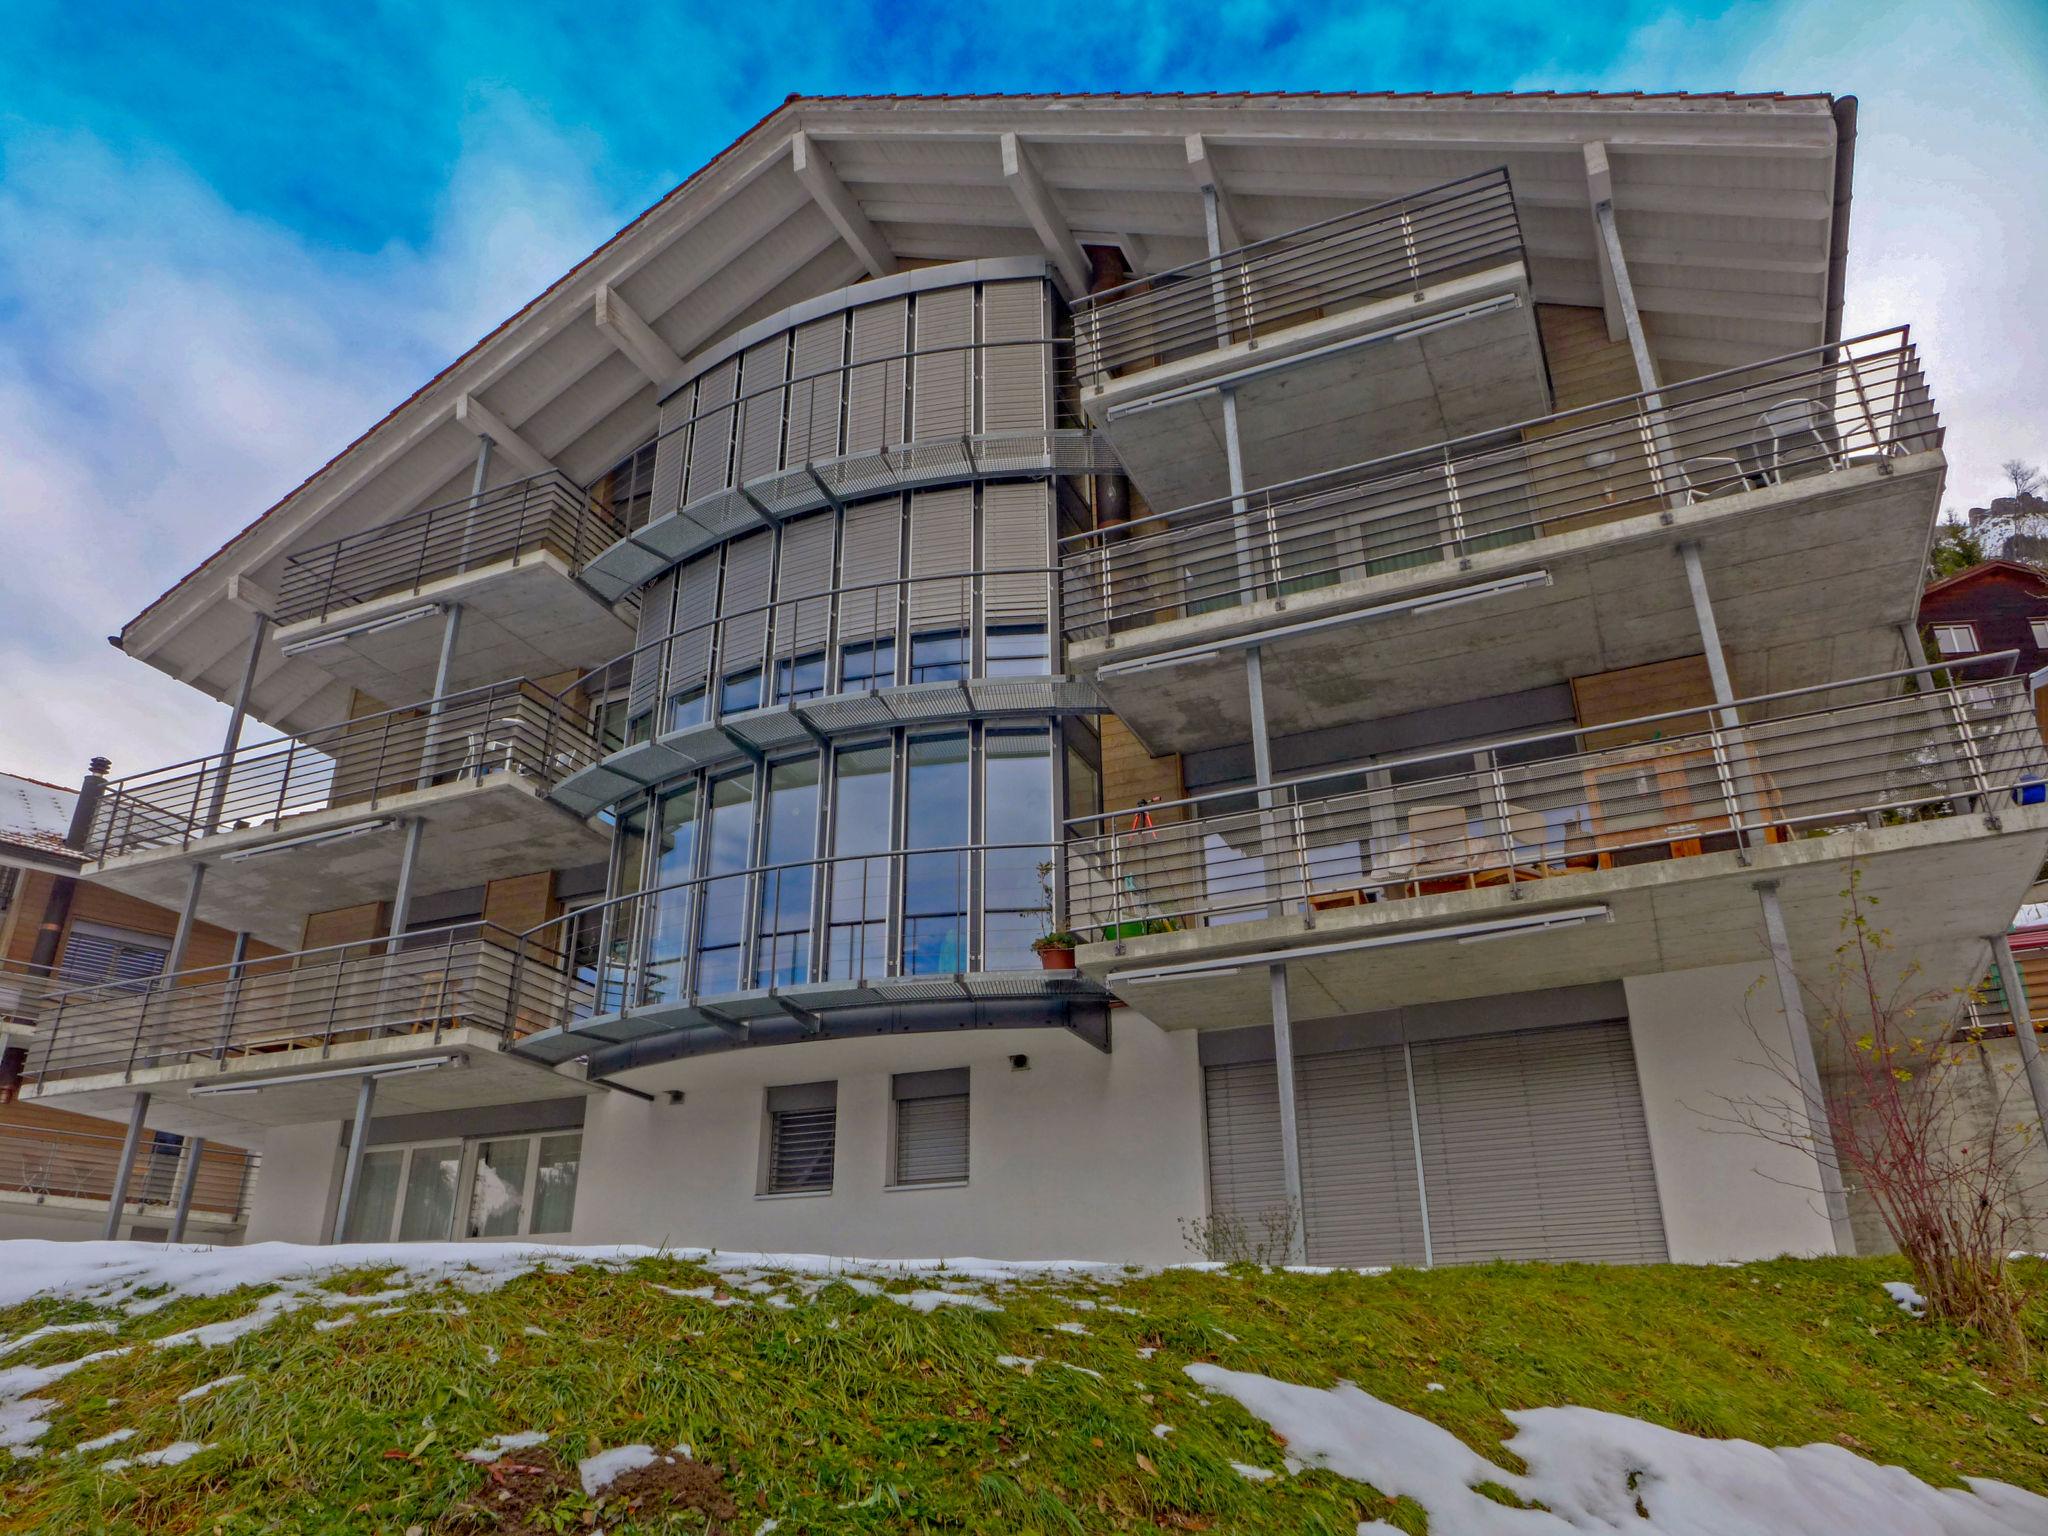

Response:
(167, 1136), (207, 1243)
(101, 1092), (151, 1241)
(1990, 934), (2048, 1132)
(1756, 880), (1854, 1252)
(330, 1073), (381, 1243)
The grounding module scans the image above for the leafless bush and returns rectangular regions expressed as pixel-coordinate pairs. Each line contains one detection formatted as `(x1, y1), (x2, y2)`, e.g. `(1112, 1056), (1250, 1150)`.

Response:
(1720, 867), (2040, 1362)
(1181, 1203), (1302, 1266)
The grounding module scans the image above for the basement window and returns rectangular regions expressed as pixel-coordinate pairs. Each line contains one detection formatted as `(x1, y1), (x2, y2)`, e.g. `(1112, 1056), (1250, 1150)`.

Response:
(763, 1081), (837, 1195)
(891, 1068), (969, 1187)
(1933, 623), (1978, 656)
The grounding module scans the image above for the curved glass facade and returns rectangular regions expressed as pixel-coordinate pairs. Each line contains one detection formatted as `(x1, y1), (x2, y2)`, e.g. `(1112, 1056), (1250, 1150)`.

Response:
(587, 266), (1106, 1010)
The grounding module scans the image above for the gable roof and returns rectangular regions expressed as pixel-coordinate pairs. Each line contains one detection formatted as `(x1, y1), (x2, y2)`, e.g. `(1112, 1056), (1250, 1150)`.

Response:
(1922, 559), (2048, 600)
(0, 770), (80, 868)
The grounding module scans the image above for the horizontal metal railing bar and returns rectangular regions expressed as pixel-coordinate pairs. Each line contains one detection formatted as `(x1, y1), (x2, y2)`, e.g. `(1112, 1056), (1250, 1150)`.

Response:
(1063, 672), (2043, 934)
(90, 677), (601, 860)
(30, 921), (583, 1086)
(0, 1126), (256, 1214)
(1058, 326), (1919, 549)
(1061, 651), (2022, 830)
(1075, 169), (1515, 307)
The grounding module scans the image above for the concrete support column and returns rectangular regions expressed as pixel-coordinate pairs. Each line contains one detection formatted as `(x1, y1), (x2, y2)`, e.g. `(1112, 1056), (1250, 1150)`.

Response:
(1244, 642), (1305, 1257)
(1678, 542), (1740, 730)
(1989, 934), (2048, 1132)
(101, 1092), (151, 1241)
(1756, 880), (1854, 1252)
(202, 611), (270, 836)
(458, 434), (494, 573)
(414, 602), (465, 792)
(167, 1136), (207, 1244)
(329, 1073), (381, 1243)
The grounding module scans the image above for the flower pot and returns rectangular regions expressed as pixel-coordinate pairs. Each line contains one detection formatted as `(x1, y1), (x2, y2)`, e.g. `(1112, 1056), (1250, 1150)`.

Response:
(1036, 946), (1077, 971)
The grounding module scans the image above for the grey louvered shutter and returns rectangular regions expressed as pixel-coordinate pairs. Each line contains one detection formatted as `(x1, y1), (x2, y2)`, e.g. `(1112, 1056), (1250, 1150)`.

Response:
(56, 927), (170, 987)
(628, 570), (677, 722)
(846, 299), (907, 454)
(650, 382), (693, 522)
(982, 481), (1052, 625)
(1296, 1046), (1428, 1268)
(837, 498), (902, 644)
(982, 281), (1051, 434)
(775, 512), (836, 656)
(664, 555), (721, 709)
(892, 1068), (969, 1185)
(717, 530), (776, 672)
(685, 357), (739, 502)
(1410, 1022), (1666, 1265)
(1203, 1061), (1287, 1225)
(766, 1080), (837, 1194)
(912, 287), (973, 440)
(784, 316), (846, 465)
(736, 337), (789, 485)
(907, 487), (974, 631)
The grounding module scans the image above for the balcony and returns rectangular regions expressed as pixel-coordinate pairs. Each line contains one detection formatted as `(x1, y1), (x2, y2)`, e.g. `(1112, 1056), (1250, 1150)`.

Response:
(273, 471), (637, 705)
(0, 1119), (256, 1234)
(1064, 664), (2048, 1030)
(509, 843), (1109, 1068)
(22, 922), (599, 1140)
(85, 679), (611, 947)
(1072, 170), (1549, 510)
(1063, 330), (1943, 753)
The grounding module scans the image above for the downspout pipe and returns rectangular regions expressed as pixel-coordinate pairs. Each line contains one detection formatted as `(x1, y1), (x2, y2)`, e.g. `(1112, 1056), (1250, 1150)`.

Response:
(1823, 95), (1858, 354)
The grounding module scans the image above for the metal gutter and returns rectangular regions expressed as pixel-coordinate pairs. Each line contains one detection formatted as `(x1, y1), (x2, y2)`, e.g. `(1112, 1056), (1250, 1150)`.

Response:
(1824, 95), (1858, 348)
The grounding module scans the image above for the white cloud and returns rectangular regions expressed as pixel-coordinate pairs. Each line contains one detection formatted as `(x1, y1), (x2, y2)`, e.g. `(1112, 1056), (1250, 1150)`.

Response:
(0, 96), (624, 786)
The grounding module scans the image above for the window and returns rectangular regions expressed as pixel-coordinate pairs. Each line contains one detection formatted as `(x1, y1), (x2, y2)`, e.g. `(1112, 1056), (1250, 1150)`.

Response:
(666, 686), (708, 733)
(902, 733), (970, 974)
(910, 631), (968, 684)
(983, 728), (1053, 968)
(720, 668), (764, 715)
(344, 1132), (582, 1241)
(56, 925), (170, 989)
(986, 625), (1050, 677)
(644, 783), (699, 1004)
(892, 1069), (969, 1186)
(826, 743), (892, 979)
(695, 772), (757, 996)
(2031, 619), (2048, 649)
(1933, 623), (1978, 656)
(774, 652), (827, 705)
(840, 638), (896, 693)
(597, 441), (658, 533)
(764, 1082), (837, 1194)
(755, 757), (820, 987)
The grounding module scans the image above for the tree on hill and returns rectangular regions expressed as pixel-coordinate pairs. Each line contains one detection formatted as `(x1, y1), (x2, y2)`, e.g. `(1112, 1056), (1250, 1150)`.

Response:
(1928, 515), (1985, 579)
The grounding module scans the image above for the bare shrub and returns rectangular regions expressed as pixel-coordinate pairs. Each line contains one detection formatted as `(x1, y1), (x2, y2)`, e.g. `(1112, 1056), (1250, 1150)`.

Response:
(1181, 1203), (1302, 1266)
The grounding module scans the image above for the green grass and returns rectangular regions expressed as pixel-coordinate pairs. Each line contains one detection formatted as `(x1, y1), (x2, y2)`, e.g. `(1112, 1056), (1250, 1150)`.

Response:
(3, 1253), (2046, 1534)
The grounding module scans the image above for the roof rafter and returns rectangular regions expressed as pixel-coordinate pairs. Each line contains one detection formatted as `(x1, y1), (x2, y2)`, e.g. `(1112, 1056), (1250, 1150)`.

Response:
(1183, 133), (1244, 251)
(594, 283), (685, 387)
(790, 131), (897, 279)
(454, 393), (558, 480)
(999, 133), (1090, 295)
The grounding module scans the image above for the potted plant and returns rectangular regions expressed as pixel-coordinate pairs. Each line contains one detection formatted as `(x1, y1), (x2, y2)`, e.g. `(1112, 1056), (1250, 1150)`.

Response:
(1031, 930), (1083, 970)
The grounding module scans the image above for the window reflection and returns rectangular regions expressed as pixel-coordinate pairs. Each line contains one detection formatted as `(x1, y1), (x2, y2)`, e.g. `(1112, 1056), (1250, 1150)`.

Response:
(695, 773), (755, 995)
(827, 744), (892, 979)
(903, 733), (969, 974)
(756, 758), (819, 987)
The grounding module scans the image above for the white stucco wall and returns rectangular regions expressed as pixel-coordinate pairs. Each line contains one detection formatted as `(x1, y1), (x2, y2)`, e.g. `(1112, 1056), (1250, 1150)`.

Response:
(243, 1119), (344, 1244)
(0, 1193), (242, 1243)
(570, 1017), (1207, 1264)
(1624, 963), (1838, 1262)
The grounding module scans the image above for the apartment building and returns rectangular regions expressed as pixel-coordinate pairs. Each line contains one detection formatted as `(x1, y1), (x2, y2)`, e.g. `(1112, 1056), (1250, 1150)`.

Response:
(22, 91), (2048, 1265)
(1, 766), (258, 1240)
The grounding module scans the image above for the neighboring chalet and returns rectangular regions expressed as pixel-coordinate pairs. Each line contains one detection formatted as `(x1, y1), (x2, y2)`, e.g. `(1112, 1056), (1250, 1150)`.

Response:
(1922, 559), (2048, 739)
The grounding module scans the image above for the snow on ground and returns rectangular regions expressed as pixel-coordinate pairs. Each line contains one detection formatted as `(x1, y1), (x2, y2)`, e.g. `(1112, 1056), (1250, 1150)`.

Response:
(1187, 1363), (2048, 1535)
(0, 1321), (115, 1357)
(1883, 1280), (1928, 1317)
(578, 1443), (694, 1496)
(884, 1289), (1002, 1314)
(72, 1427), (135, 1453)
(463, 1429), (550, 1463)
(102, 1440), (207, 1472)
(175, 1374), (242, 1404)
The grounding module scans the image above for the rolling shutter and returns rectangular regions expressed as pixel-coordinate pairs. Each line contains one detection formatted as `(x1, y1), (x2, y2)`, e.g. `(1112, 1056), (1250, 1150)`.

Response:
(784, 316), (846, 465)
(1203, 1060), (1287, 1223)
(649, 382), (693, 523)
(982, 281), (1051, 434)
(774, 512), (836, 657)
(846, 299), (907, 454)
(716, 531), (776, 674)
(627, 570), (676, 722)
(912, 287), (973, 440)
(982, 481), (1053, 625)
(766, 1081), (837, 1194)
(907, 487), (974, 632)
(684, 357), (739, 503)
(1410, 1021), (1666, 1265)
(56, 926), (170, 988)
(892, 1068), (969, 1185)
(735, 337), (789, 486)
(837, 498), (902, 644)
(664, 555), (721, 709)
(1296, 1046), (1428, 1268)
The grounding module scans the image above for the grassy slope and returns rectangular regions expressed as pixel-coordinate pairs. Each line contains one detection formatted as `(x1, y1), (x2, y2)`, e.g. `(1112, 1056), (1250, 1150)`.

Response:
(2, 1253), (2045, 1534)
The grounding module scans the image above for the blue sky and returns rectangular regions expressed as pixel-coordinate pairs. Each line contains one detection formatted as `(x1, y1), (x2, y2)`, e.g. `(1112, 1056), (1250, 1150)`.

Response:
(1, 0), (2044, 785)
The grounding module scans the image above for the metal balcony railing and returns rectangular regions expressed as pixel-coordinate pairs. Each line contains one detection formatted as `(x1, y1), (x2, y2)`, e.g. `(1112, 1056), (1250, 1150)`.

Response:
(88, 678), (602, 861)
(588, 565), (1071, 743)
(517, 840), (1064, 1034)
(28, 921), (584, 1087)
(276, 470), (627, 627)
(1060, 329), (1941, 641)
(0, 1121), (257, 1219)
(1064, 661), (2042, 937)
(1070, 169), (1524, 383)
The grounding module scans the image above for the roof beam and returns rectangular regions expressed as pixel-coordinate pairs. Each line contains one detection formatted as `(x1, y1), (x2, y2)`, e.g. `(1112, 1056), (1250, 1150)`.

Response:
(999, 133), (1090, 295)
(593, 283), (684, 387)
(1183, 134), (1244, 250)
(453, 394), (557, 480)
(1583, 141), (1627, 343)
(791, 131), (896, 279)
